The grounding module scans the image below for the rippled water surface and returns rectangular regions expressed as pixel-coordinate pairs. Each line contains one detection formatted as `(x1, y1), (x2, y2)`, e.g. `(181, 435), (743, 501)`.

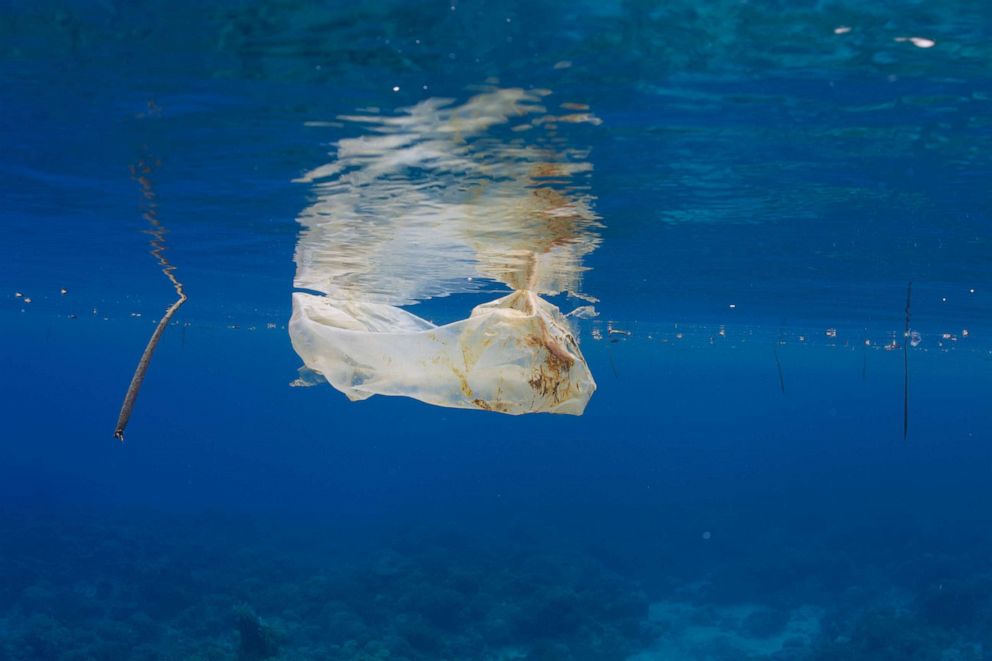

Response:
(2, 2), (991, 659)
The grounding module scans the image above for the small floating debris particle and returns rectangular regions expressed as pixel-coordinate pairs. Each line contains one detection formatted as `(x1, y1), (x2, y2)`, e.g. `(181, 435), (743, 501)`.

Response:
(568, 305), (598, 319)
(962, 329), (969, 337)
(702, 531), (712, 540)
(392, 86), (400, 92)
(557, 113), (603, 125)
(15, 292), (22, 298)
(591, 328), (603, 340)
(909, 330), (922, 347)
(266, 322), (277, 329)
(553, 60), (572, 70)
(606, 321), (631, 337)
(23, 297), (32, 304)
(729, 304), (736, 309)
(60, 287), (68, 295)
(834, 26), (852, 34)
(826, 328), (838, 338)
(895, 36), (936, 48)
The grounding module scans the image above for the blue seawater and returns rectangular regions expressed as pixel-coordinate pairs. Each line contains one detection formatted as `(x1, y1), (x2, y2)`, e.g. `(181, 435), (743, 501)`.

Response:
(2, 1), (991, 659)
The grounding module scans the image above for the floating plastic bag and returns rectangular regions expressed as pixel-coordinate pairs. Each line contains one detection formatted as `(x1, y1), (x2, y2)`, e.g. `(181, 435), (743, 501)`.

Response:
(289, 88), (602, 414)
(290, 289), (595, 415)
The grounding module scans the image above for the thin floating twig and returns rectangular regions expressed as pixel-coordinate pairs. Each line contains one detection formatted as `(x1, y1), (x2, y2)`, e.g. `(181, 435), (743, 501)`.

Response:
(773, 326), (786, 395)
(114, 159), (187, 442)
(903, 281), (912, 441)
(861, 330), (868, 382)
(773, 346), (786, 394)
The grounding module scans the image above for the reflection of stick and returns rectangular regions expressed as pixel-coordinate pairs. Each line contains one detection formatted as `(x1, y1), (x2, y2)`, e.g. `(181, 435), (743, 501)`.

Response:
(114, 160), (187, 441)
(903, 281), (912, 441)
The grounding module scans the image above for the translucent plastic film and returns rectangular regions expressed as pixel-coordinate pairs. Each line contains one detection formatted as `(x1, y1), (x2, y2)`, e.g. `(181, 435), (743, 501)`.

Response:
(291, 290), (595, 414)
(289, 87), (602, 414)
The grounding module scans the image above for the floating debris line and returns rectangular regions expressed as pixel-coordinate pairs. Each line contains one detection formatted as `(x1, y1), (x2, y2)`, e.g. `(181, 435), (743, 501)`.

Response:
(114, 158), (187, 442)
(903, 281), (912, 441)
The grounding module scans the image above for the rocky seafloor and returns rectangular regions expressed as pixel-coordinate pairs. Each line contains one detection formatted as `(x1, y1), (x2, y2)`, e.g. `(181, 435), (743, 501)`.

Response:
(2, 507), (990, 660)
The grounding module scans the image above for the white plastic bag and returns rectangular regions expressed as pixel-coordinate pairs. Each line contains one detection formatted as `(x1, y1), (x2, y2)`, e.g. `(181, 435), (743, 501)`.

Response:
(290, 289), (595, 415)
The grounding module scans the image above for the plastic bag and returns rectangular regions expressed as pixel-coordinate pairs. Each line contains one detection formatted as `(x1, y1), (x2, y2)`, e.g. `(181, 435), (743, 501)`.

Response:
(289, 88), (601, 414)
(290, 289), (595, 415)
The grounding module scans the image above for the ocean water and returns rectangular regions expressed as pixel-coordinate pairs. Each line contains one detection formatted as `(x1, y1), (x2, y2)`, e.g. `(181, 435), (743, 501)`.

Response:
(2, 1), (991, 659)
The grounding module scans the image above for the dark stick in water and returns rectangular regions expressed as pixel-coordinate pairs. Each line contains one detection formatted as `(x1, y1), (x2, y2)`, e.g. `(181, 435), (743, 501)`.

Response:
(607, 344), (619, 379)
(773, 346), (785, 394)
(861, 330), (868, 382)
(903, 281), (912, 440)
(114, 159), (187, 442)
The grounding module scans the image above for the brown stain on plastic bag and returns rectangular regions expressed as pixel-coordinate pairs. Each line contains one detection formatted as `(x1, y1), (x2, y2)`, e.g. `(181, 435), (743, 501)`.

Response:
(526, 321), (578, 405)
(473, 398), (511, 413)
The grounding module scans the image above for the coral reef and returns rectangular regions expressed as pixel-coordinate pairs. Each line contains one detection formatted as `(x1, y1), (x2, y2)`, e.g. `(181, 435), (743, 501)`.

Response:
(0, 513), (652, 660)
(235, 605), (279, 660)
(3, 508), (991, 660)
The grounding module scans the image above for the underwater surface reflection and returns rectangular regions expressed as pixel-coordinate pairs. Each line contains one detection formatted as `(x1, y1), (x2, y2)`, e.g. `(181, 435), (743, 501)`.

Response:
(290, 88), (602, 414)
